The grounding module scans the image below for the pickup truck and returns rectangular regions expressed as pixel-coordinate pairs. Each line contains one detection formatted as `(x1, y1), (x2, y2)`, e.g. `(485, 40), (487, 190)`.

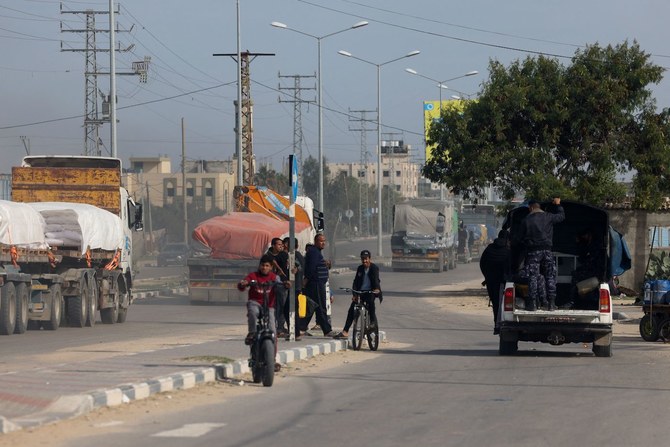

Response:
(498, 201), (630, 357)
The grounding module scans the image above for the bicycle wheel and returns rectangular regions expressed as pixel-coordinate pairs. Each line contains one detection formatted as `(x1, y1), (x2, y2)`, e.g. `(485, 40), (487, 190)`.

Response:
(261, 339), (275, 387)
(366, 316), (379, 351)
(351, 308), (364, 351)
(250, 345), (262, 384)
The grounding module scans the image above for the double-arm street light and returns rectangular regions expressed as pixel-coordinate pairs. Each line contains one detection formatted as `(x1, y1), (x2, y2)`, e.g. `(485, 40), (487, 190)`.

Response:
(405, 68), (478, 200)
(271, 20), (368, 219)
(338, 49), (421, 258)
(405, 68), (478, 111)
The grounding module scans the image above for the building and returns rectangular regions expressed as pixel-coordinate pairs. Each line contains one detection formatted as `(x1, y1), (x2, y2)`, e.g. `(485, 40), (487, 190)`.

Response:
(124, 156), (237, 214)
(327, 139), (420, 199)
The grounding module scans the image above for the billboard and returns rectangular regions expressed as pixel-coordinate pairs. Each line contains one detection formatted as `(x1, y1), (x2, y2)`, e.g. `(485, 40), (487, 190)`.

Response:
(423, 99), (467, 162)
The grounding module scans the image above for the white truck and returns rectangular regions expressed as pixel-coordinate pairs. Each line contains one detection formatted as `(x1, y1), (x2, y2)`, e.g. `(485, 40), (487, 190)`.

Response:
(498, 201), (630, 357)
(0, 155), (143, 335)
(391, 199), (458, 272)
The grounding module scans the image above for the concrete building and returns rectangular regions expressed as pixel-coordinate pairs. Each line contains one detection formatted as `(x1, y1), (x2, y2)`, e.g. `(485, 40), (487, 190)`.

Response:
(327, 139), (420, 199)
(124, 156), (237, 214)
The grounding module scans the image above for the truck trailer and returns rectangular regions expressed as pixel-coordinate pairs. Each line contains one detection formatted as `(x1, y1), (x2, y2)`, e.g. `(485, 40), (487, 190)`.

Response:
(0, 155), (143, 335)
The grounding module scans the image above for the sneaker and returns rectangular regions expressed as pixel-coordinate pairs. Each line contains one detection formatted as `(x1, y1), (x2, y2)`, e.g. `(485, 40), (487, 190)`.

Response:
(324, 330), (337, 337)
(311, 324), (321, 331)
(244, 332), (255, 345)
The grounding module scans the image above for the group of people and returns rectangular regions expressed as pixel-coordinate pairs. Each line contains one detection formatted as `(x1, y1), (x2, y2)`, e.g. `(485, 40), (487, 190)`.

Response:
(238, 233), (381, 346)
(479, 198), (567, 334)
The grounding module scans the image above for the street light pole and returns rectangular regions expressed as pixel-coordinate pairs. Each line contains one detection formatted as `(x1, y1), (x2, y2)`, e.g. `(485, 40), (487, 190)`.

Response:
(338, 49), (421, 258)
(271, 21), (368, 218)
(405, 68), (478, 200)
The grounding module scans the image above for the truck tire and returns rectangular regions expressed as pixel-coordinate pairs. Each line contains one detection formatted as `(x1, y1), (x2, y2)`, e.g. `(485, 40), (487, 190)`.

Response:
(14, 282), (29, 334)
(0, 282), (17, 335)
(101, 286), (119, 324)
(593, 332), (613, 357)
(67, 288), (88, 328)
(117, 307), (128, 323)
(499, 332), (518, 355)
(659, 317), (670, 342)
(85, 278), (97, 327)
(639, 314), (660, 342)
(43, 284), (62, 331)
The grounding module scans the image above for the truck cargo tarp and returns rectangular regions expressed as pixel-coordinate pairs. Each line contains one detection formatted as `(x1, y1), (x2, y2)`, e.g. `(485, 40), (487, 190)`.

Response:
(29, 202), (124, 252)
(192, 212), (311, 260)
(394, 200), (455, 237)
(0, 200), (48, 248)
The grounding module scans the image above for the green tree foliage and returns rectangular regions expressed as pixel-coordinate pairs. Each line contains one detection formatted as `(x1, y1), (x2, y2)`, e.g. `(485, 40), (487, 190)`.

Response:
(255, 164), (289, 195)
(424, 41), (670, 209)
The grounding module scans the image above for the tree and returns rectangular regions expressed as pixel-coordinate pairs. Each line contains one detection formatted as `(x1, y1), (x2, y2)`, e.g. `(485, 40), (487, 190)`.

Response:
(254, 164), (289, 195)
(424, 41), (670, 209)
(302, 155), (330, 205)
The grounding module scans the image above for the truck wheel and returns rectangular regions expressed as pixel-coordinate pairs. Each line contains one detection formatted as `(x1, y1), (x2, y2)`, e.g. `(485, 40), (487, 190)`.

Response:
(0, 282), (17, 335)
(14, 282), (29, 334)
(67, 289), (88, 328)
(639, 314), (660, 342)
(43, 284), (62, 331)
(85, 278), (97, 327)
(117, 307), (128, 323)
(499, 336), (518, 355)
(101, 287), (119, 324)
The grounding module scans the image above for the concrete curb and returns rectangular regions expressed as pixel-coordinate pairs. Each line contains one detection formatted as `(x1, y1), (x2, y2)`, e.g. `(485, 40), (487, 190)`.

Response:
(132, 286), (189, 300)
(2, 332), (386, 434)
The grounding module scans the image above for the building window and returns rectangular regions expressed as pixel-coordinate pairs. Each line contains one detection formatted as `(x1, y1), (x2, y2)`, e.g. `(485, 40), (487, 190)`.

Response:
(358, 170), (366, 178)
(396, 185), (401, 192)
(396, 170), (401, 177)
(205, 186), (213, 197)
(187, 186), (194, 197)
(133, 161), (144, 172)
(166, 186), (174, 197)
(339, 171), (348, 177)
(383, 171), (390, 177)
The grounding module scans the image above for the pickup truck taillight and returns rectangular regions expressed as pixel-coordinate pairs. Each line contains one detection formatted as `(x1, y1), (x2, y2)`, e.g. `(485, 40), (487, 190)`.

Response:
(599, 288), (611, 313)
(503, 287), (514, 311)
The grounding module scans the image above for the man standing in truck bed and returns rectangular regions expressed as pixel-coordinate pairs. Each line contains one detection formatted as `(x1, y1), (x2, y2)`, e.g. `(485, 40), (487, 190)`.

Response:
(518, 198), (565, 311)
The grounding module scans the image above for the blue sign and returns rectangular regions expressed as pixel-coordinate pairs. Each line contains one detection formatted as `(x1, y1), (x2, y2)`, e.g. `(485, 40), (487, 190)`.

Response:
(290, 155), (298, 201)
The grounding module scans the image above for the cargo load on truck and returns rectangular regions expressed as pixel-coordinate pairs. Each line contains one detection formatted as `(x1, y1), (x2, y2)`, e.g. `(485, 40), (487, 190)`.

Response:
(0, 155), (143, 336)
(391, 199), (458, 272)
(188, 212), (314, 304)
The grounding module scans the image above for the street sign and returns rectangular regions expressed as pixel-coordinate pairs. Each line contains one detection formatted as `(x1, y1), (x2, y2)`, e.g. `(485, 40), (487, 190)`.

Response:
(345, 209), (354, 219)
(290, 155), (298, 202)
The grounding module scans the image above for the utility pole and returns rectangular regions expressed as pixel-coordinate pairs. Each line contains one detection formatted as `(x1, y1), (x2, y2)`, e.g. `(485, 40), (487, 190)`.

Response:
(349, 109), (376, 236)
(213, 51), (274, 186)
(182, 118), (188, 245)
(278, 72), (316, 195)
(60, 4), (149, 157)
(145, 181), (154, 252)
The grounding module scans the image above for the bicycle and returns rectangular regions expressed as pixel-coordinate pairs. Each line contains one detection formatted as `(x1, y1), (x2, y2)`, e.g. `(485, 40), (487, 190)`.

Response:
(339, 288), (380, 351)
(244, 280), (276, 387)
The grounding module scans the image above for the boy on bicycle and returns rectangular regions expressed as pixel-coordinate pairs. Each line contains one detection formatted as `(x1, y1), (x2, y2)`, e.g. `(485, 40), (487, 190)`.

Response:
(334, 250), (382, 339)
(238, 254), (284, 345)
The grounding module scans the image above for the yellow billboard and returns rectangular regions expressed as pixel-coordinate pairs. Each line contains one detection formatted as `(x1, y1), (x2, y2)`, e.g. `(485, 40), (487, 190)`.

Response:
(423, 99), (467, 161)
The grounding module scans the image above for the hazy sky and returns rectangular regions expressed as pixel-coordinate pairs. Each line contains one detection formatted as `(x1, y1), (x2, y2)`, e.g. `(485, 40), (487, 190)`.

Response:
(1, 0), (669, 174)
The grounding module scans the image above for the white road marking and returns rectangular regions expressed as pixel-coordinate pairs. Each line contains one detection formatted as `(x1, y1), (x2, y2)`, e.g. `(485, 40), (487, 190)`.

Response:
(152, 423), (227, 438)
(92, 421), (124, 428)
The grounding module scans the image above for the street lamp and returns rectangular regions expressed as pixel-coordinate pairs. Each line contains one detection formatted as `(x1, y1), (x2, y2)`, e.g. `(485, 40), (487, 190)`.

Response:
(271, 20), (368, 219)
(338, 49), (421, 258)
(405, 68), (478, 111)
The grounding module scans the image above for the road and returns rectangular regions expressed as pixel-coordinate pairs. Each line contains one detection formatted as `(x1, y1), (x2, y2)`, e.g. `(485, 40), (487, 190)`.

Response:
(1, 255), (668, 446)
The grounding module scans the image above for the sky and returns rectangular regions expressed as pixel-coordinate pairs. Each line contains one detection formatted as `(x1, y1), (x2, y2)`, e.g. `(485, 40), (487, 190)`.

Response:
(1, 0), (670, 175)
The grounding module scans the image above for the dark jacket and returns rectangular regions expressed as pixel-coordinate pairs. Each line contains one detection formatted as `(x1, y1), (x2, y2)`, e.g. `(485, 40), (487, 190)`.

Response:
(265, 248), (289, 281)
(479, 237), (511, 283)
(352, 263), (381, 292)
(304, 245), (328, 284)
(518, 205), (565, 252)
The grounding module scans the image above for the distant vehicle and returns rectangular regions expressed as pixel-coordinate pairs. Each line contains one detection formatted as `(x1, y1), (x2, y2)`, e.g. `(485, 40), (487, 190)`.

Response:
(157, 243), (189, 267)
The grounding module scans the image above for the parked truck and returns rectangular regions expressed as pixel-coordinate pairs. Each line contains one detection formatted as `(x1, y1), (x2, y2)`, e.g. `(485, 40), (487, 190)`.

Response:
(391, 199), (458, 272)
(498, 200), (630, 357)
(0, 155), (143, 335)
(187, 186), (319, 305)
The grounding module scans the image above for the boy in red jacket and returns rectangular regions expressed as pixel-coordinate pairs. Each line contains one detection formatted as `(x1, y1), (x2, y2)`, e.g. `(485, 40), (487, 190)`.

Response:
(238, 254), (282, 345)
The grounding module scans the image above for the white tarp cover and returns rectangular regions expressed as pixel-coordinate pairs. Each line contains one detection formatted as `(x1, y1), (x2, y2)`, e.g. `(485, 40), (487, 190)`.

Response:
(0, 200), (48, 248)
(393, 200), (455, 236)
(28, 202), (124, 252)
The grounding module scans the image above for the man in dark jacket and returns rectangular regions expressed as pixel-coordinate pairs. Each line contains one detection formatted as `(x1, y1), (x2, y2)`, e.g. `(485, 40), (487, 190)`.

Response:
(479, 230), (511, 334)
(518, 198), (565, 311)
(303, 233), (335, 336)
(334, 249), (381, 339)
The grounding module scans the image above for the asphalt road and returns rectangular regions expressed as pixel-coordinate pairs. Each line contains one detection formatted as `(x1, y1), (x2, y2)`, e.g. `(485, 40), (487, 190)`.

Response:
(4, 260), (669, 446)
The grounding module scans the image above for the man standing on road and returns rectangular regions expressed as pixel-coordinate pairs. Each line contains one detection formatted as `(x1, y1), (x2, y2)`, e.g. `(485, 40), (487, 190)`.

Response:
(303, 233), (335, 337)
(518, 198), (565, 311)
(479, 230), (511, 334)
